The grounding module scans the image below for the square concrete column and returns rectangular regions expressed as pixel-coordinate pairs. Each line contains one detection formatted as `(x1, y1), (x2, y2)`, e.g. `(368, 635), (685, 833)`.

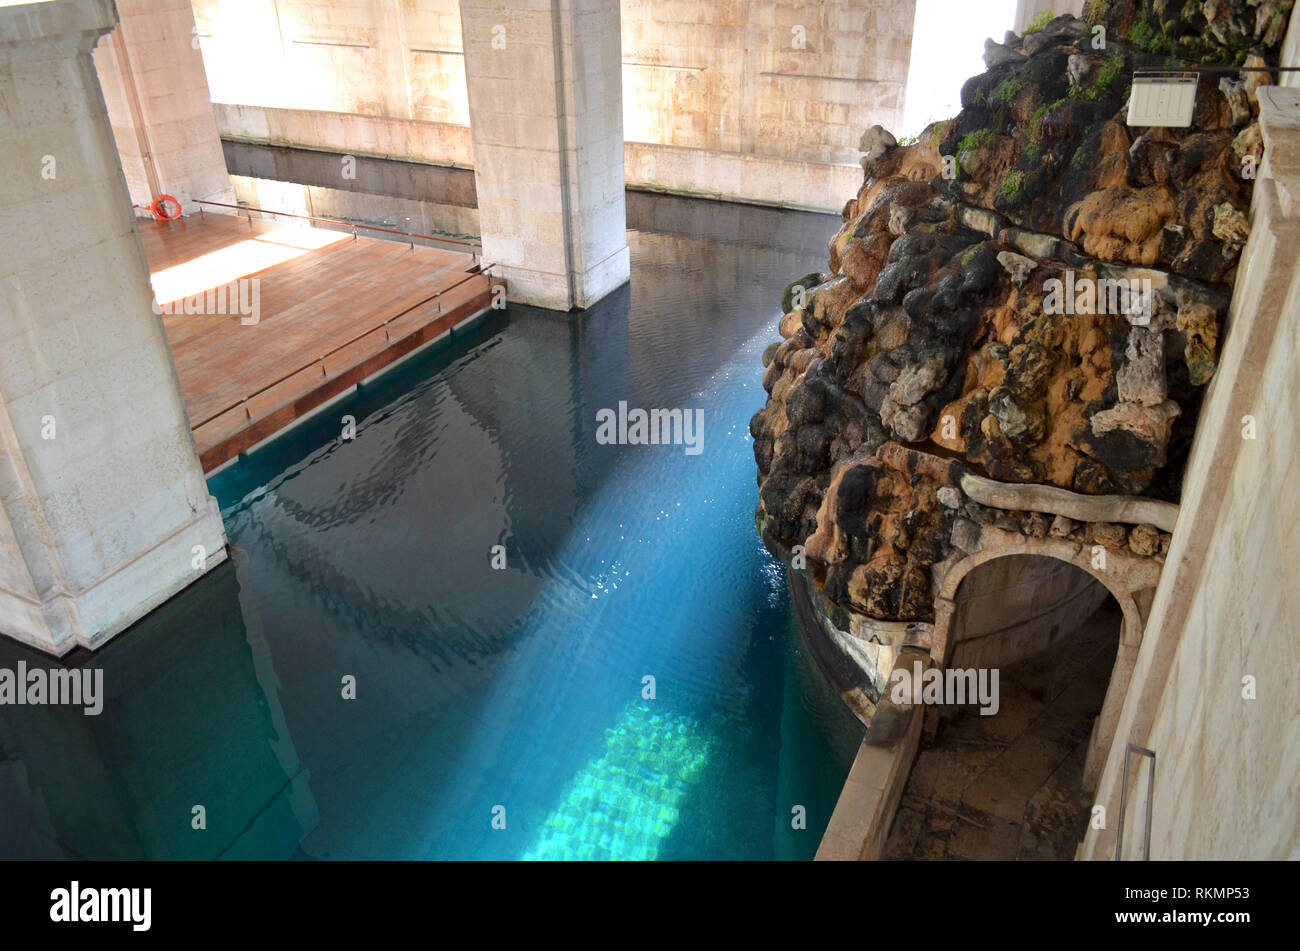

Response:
(459, 0), (630, 311)
(0, 0), (227, 655)
(91, 0), (234, 215)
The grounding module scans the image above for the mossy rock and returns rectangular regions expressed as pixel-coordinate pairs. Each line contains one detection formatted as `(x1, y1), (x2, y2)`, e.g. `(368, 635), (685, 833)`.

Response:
(782, 272), (822, 313)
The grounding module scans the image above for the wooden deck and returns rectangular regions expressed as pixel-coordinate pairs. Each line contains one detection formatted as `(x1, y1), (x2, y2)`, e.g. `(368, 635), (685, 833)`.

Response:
(138, 213), (499, 472)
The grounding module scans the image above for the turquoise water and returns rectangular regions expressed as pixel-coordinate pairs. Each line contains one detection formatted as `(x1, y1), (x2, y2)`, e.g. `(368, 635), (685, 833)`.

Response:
(0, 194), (862, 860)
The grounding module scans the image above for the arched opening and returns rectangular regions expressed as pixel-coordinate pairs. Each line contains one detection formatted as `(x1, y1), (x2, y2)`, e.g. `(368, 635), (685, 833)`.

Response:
(882, 554), (1130, 860)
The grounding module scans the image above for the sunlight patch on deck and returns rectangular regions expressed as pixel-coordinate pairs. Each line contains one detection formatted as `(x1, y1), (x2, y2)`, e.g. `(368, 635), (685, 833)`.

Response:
(150, 225), (349, 306)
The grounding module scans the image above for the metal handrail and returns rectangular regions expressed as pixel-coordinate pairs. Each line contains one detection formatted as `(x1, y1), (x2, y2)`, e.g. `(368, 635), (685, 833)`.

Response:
(195, 198), (482, 251)
(190, 262), (498, 432)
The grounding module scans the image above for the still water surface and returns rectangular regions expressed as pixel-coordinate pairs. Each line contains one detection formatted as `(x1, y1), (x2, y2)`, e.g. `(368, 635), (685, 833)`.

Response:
(0, 194), (862, 860)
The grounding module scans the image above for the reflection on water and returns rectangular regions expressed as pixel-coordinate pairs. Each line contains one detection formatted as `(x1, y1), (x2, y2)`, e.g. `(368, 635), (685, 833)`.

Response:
(0, 191), (862, 860)
(0, 557), (315, 859)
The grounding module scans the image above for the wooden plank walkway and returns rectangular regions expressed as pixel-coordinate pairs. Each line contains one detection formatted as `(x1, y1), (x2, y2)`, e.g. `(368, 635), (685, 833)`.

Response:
(138, 213), (500, 472)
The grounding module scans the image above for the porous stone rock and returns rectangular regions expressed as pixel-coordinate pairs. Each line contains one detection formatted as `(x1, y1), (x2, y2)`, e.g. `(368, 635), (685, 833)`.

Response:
(778, 309), (803, 338)
(890, 357), (945, 406)
(859, 125), (897, 167)
(889, 204), (916, 236)
(1089, 400), (1181, 451)
(751, 0), (1263, 625)
(1067, 53), (1092, 87)
(1087, 522), (1129, 549)
(1212, 202), (1250, 244)
(983, 36), (1025, 69)
(1129, 523), (1161, 556)
(1219, 77), (1252, 127)
(1116, 324), (1167, 406)
(1176, 298), (1220, 385)
(1242, 53), (1271, 109)
(996, 250), (1037, 286)
(951, 518), (981, 555)
(1024, 30), (1054, 56)
(1050, 515), (1078, 538)
(1022, 511), (1051, 538)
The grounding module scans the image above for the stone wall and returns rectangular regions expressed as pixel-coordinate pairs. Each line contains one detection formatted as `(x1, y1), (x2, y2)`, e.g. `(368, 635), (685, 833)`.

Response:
(215, 101), (475, 169)
(195, 0), (918, 212)
(621, 0), (916, 209)
(194, 0), (469, 123)
(1081, 85), (1300, 861)
(196, 0), (474, 173)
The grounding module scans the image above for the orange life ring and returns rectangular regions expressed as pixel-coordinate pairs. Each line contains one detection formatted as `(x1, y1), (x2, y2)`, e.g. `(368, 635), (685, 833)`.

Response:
(149, 194), (182, 221)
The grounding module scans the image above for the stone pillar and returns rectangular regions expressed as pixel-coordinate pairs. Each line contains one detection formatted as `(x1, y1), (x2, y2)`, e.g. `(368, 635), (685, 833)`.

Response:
(459, 0), (630, 311)
(91, 0), (233, 214)
(0, 0), (228, 656)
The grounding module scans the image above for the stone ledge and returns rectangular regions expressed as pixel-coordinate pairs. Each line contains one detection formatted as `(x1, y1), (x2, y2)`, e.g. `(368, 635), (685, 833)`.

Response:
(816, 657), (927, 861)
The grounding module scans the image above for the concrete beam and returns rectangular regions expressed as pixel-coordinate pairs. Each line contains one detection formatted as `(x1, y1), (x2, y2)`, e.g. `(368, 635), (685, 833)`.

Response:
(459, 0), (630, 311)
(0, 0), (228, 655)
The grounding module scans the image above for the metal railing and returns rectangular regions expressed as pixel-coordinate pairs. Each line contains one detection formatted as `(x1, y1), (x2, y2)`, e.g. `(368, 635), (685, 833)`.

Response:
(190, 262), (498, 432)
(194, 198), (483, 259)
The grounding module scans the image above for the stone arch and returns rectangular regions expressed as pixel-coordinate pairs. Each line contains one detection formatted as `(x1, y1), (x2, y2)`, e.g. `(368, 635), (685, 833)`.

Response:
(928, 535), (1157, 794)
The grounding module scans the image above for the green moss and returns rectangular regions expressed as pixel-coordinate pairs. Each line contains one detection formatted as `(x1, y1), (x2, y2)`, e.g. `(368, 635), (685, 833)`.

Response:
(1070, 52), (1125, 101)
(897, 134), (919, 146)
(994, 77), (1027, 103)
(1144, 34), (1170, 55)
(1094, 52), (1124, 91)
(999, 170), (1027, 202)
(1027, 97), (1061, 147)
(1083, 0), (1108, 26)
(956, 127), (990, 167)
(1127, 13), (1155, 49)
(1128, 10), (1177, 55)
(1023, 9), (1053, 34)
(960, 241), (987, 268)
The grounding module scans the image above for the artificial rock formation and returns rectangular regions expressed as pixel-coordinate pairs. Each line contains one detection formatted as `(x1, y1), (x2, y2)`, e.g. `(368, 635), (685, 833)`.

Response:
(753, 2), (1291, 626)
